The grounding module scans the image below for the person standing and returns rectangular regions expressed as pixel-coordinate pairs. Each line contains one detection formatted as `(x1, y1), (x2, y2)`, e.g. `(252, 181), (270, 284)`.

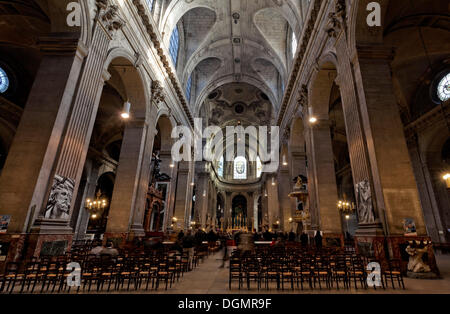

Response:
(314, 230), (323, 250)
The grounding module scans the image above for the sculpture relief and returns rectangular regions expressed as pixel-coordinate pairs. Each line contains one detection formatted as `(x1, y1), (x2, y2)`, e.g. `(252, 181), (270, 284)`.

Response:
(355, 179), (375, 223)
(44, 175), (75, 220)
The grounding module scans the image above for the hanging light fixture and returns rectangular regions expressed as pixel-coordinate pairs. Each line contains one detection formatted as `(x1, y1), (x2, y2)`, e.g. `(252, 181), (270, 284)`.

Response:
(271, 177), (276, 186)
(264, 189), (268, 197)
(203, 190), (206, 197)
(121, 100), (131, 119)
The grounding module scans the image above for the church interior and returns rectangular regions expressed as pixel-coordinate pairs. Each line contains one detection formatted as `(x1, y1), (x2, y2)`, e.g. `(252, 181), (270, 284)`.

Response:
(0, 0), (449, 295)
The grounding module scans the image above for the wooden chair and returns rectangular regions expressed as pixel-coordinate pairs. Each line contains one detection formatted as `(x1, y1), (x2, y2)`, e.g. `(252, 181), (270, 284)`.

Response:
(383, 259), (405, 290)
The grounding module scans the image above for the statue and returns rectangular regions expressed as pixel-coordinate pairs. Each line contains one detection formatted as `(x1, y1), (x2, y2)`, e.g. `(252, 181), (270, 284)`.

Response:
(44, 174), (75, 220)
(355, 179), (375, 223)
(151, 152), (171, 182)
(406, 240), (432, 273)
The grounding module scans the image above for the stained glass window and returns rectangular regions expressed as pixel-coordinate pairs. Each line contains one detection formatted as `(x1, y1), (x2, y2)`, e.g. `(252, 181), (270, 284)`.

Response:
(217, 156), (224, 178)
(146, 0), (155, 12)
(291, 31), (297, 57)
(186, 74), (192, 101)
(169, 27), (180, 66)
(0, 67), (9, 94)
(234, 156), (247, 180)
(437, 73), (450, 102)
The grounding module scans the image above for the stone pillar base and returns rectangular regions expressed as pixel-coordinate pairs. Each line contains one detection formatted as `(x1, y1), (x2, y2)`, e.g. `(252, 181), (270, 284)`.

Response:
(129, 224), (146, 238)
(31, 218), (74, 235)
(355, 222), (384, 237)
(24, 233), (73, 259)
(354, 235), (387, 262)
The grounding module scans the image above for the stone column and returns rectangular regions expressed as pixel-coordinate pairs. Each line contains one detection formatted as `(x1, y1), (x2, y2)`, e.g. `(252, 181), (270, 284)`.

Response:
(267, 175), (280, 232)
(407, 135), (446, 243)
(278, 167), (292, 232)
(105, 118), (154, 239)
(0, 33), (86, 234)
(194, 162), (209, 228)
(159, 150), (177, 231)
(73, 159), (101, 240)
(304, 126), (319, 230)
(308, 120), (341, 234)
(333, 29), (384, 236)
(32, 2), (124, 236)
(224, 192), (232, 230)
(173, 161), (192, 231)
(353, 45), (427, 236)
(247, 192), (254, 231)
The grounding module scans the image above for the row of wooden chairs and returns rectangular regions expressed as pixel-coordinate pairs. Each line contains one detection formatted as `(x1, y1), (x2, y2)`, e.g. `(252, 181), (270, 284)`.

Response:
(229, 249), (405, 291)
(0, 251), (195, 294)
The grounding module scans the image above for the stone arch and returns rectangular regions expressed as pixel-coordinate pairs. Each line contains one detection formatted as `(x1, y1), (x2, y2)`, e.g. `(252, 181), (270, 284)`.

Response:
(308, 57), (338, 119)
(156, 114), (175, 152)
(194, 75), (278, 116)
(161, 1), (216, 47)
(103, 48), (151, 121)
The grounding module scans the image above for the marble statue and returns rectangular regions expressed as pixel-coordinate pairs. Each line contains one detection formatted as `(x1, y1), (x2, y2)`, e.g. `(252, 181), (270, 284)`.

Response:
(406, 240), (432, 273)
(44, 174), (75, 220)
(355, 179), (375, 223)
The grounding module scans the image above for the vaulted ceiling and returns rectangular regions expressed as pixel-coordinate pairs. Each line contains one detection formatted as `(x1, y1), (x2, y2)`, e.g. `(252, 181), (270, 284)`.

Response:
(161, 0), (306, 123)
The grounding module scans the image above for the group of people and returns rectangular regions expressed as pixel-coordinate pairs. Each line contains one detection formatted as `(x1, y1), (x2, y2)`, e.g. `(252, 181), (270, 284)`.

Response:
(89, 240), (120, 257)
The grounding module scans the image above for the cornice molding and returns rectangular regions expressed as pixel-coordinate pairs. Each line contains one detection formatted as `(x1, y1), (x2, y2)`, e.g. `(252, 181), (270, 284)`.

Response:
(131, 0), (194, 127)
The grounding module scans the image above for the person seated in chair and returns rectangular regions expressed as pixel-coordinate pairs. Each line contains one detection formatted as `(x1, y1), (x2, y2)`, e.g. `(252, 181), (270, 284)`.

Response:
(100, 241), (119, 257)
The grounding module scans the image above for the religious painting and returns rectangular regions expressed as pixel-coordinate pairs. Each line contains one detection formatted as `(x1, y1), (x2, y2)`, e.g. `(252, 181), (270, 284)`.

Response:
(403, 218), (417, 236)
(44, 174), (75, 220)
(0, 215), (11, 233)
(355, 179), (375, 223)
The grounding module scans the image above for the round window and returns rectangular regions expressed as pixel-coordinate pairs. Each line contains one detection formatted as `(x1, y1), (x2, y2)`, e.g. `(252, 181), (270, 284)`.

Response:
(437, 73), (450, 102)
(0, 67), (9, 93)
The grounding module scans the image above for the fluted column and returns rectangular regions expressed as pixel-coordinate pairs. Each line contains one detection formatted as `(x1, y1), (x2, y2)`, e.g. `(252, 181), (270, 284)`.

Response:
(407, 135), (446, 243)
(0, 33), (86, 234)
(106, 118), (153, 237)
(308, 119), (341, 234)
(32, 2), (124, 233)
(351, 45), (427, 235)
(224, 192), (232, 230)
(173, 161), (192, 231)
(247, 192), (254, 231)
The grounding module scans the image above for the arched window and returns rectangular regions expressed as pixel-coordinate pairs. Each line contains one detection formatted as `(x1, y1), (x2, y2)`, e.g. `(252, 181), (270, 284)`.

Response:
(146, 0), (155, 12)
(291, 31), (297, 57)
(169, 27), (180, 66)
(217, 155), (224, 178)
(234, 156), (247, 180)
(0, 67), (9, 93)
(256, 156), (262, 178)
(186, 74), (192, 101)
(437, 73), (450, 102)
